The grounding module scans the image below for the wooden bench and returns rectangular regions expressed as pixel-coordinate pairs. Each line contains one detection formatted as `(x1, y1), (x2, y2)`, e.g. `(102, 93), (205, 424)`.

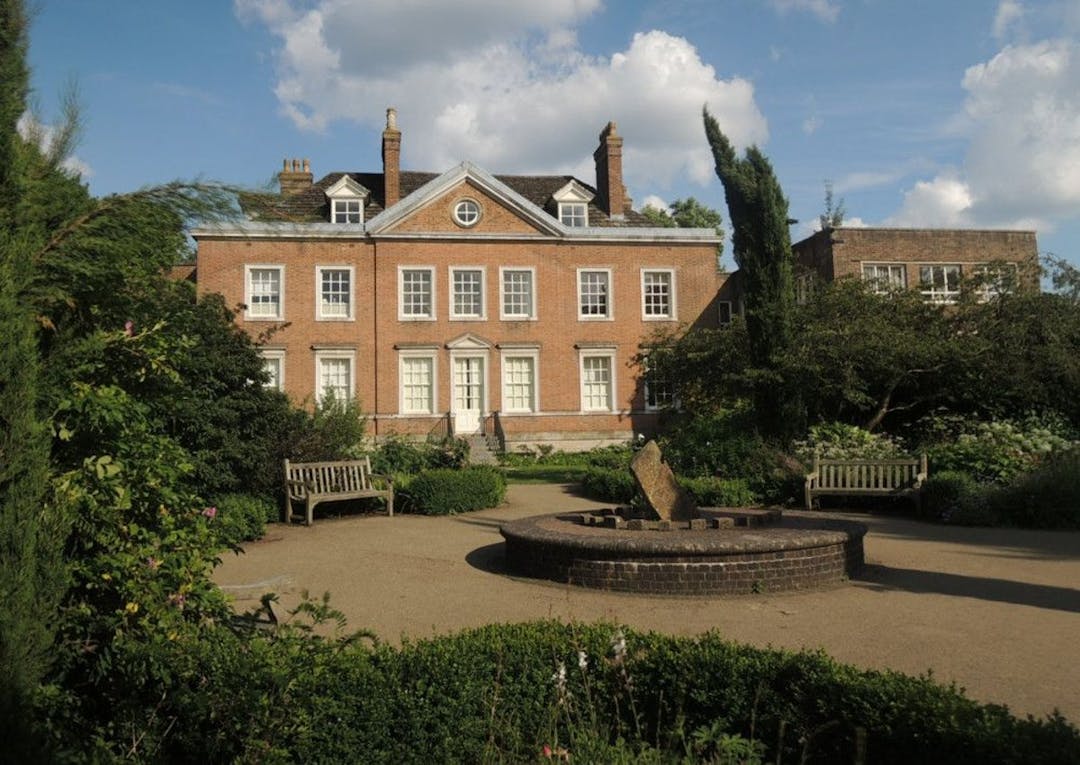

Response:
(805, 454), (928, 511)
(283, 457), (394, 526)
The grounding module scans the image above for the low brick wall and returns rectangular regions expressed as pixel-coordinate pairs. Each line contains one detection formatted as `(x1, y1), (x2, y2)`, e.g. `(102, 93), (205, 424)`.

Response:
(501, 513), (866, 595)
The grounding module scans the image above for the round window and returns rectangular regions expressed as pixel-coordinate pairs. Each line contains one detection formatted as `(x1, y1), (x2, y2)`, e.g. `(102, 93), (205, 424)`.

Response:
(453, 199), (481, 227)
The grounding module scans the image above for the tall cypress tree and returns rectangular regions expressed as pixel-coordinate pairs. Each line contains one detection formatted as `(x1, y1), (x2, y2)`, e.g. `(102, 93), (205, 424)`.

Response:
(703, 107), (802, 440)
(0, 1), (68, 758)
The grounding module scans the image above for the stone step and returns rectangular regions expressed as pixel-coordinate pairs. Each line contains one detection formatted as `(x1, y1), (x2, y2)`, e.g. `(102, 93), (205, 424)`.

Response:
(465, 435), (501, 465)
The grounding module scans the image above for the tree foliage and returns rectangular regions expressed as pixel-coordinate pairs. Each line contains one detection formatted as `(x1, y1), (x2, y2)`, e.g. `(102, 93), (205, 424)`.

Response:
(641, 196), (726, 267)
(703, 108), (800, 440)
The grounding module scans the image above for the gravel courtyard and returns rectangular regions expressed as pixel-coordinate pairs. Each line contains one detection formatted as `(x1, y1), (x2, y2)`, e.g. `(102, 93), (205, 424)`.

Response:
(214, 483), (1080, 722)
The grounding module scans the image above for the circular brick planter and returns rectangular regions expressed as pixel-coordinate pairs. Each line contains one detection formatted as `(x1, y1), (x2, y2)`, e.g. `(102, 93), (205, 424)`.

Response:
(500, 509), (866, 595)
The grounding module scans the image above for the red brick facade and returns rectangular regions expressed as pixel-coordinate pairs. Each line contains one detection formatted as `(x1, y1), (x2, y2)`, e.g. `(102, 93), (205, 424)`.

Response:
(193, 119), (726, 449)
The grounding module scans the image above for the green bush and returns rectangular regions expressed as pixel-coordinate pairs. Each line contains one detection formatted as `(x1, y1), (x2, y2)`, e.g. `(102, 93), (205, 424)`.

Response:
(106, 621), (1080, 764)
(211, 493), (277, 546)
(985, 452), (1080, 529)
(921, 471), (998, 525)
(927, 419), (1077, 484)
(370, 434), (470, 475)
(581, 466), (636, 503)
(681, 476), (756, 507)
(401, 466), (506, 515)
(794, 421), (905, 463)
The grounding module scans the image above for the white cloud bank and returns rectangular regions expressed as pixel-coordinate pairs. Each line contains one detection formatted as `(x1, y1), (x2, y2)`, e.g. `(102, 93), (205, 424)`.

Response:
(889, 38), (1080, 231)
(234, 0), (768, 192)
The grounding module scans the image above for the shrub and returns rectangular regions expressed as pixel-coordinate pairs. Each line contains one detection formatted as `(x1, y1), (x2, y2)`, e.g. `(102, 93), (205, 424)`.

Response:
(211, 493), (277, 545)
(585, 444), (635, 469)
(401, 466), (506, 515)
(985, 452), (1080, 529)
(794, 421), (905, 463)
(370, 434), (471, 475)
(927, 419), (1077, 484)
(921, 471), (997, 525)
(681, 476), (756, 507)
(581, 466), (636, 504)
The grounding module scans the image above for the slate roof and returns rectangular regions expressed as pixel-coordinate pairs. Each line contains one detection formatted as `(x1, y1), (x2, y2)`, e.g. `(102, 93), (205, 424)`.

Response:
(240, 170), (651, 227)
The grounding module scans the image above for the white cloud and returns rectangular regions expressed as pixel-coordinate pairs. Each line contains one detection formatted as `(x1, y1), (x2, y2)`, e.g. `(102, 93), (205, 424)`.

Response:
(768, 0), (840, 24)
(993, 0), (1024, 40)
(16, 112), (93, 180)
(890, 39), (1080, 231)
(640, 194), (669, 212)
(802, 115), (822, 135)
(236, 0), (768, 193)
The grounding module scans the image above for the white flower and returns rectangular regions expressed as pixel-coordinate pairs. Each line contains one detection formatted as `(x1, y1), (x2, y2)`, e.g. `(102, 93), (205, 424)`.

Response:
(611, 630), (627, 662)
(577, 650), (588, 671)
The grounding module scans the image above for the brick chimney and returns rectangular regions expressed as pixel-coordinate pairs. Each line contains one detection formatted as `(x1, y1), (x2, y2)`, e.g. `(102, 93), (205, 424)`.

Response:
(278, 158), (312, 196)
(593, 121), (626, 220)
(382, 107), (402, 208)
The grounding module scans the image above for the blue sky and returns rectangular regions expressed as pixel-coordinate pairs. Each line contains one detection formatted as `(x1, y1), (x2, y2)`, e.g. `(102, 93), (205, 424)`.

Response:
(25, 1), (1080, 267)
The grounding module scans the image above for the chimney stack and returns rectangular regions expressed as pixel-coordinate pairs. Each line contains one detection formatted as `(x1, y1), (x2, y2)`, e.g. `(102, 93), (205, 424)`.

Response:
(382, 107), (402, 208)
(278, 158), (313, 196)
(593, 121), (626, 220)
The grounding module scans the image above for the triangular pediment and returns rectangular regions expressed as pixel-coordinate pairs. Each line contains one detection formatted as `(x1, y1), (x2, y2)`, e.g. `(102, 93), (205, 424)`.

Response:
(552, 179), (595, 204)
(445, 332), (493, 350)
(325, 175), (369, 198)
(366, 162), (564, 236)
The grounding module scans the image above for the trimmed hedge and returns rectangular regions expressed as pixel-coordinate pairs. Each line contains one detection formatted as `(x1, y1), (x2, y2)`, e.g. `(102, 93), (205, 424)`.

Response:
(134, 620), (1079, 764)
(400, 465), (507, 515)
(212, 493), (276, 545)
(583, 466), (757, 507)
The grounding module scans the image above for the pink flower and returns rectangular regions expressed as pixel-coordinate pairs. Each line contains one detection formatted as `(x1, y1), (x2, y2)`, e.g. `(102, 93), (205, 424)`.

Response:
(542, 745), (552, 758)
(168, 592), (187, 609)
(202, 506), (217, 519)
(124, 320), (134, 337)
(146, 557), (161, 570)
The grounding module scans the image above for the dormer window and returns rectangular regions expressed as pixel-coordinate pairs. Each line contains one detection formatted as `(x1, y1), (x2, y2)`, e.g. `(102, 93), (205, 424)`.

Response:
(560, 203), (587, 227)
(324, 175), (370, 225)
(552, 179), (594, 228)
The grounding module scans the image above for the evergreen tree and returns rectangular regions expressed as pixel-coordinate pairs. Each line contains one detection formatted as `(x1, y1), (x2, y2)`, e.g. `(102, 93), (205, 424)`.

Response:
(0, 1), (69, 757)
(703, 108), (801, 440)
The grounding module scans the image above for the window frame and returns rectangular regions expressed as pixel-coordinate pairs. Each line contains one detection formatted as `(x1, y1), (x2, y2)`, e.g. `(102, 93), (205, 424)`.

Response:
(449, 266), (487, 320)
(973, 262), (1018, 302)
(500, 350), (539, 414)
(314, 349), (355, 405)
(578, 349), (617, 413)
(398, 351), (438, 416)
(499, 267), (537, 320)
(259, 349), (285, 392)
(315, 265), (354, 321)
(577, 268), (613, 321)
(862, 263), (907, 294)
(640, 268), (676, 320)
(642, 353), (674, 412)
(717, 300), (734, 326)
(453, 198), (482, 227)
(559, 202), (588, 227)
(919, 264), (963, 304)
(331, 198), (363, 224)
(244, 265), (285, 321)
(398, 266), (436, 321)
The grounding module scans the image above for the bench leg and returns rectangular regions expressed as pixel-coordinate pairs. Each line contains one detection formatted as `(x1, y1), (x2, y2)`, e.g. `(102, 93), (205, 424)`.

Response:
(387, 490), (394, 517)
(306, 497), (315, 526)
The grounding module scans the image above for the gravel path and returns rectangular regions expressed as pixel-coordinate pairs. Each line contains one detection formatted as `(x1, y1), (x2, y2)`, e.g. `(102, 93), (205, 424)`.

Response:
(214, 483), (1080, 721)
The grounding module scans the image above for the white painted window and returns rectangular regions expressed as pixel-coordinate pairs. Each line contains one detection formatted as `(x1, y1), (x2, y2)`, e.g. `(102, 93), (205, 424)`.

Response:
(560, 202), (587, 227)
(919, 264), (962, 304)
(501, 354), (537, 413)
(399, 267), (435, 320)
(260, 350), (285, 391)
(641, 269), (675, 319)
(863, 263), (907, 294)
(453, 199), (481, 227)
(315, 351), (354, 404)
(500, 268), (535, 320)
(317, 266), (353, 320)
(399, 354), (436, 415)
(578, 269), (611, 319)
(332, 198), (362, 224)
(974, 263), (1018, 301)
(245, 266), (283, 320)
(580, 352), (615, 412)
(642, 355), (673, 411)
(450, 267), (485, 319)
(717, 301), (734, 326)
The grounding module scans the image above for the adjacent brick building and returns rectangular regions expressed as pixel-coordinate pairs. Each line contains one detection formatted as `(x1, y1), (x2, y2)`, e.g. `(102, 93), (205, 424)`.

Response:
(192, 110), (727, 449)
(793, 227), (1039, 303)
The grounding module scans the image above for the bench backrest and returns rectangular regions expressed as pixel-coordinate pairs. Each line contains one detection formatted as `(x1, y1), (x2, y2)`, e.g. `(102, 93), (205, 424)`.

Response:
(812, 455), (927, 491)
(284, 458), (374, 494)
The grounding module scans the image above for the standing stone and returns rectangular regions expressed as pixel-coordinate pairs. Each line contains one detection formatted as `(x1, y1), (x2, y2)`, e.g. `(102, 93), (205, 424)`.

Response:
(630, 440), (699, 521)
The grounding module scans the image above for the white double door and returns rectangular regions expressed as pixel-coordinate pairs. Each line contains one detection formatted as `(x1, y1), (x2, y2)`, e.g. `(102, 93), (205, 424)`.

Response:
(452, 356), (485, 435)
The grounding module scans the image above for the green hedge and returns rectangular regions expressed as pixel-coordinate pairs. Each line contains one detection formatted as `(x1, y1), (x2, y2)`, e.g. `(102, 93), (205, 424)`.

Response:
(211, 493), (277, 545)
(119, 620), (1079, 764)
(400, 466), (507, 515)
(583, 467), (757, 507)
